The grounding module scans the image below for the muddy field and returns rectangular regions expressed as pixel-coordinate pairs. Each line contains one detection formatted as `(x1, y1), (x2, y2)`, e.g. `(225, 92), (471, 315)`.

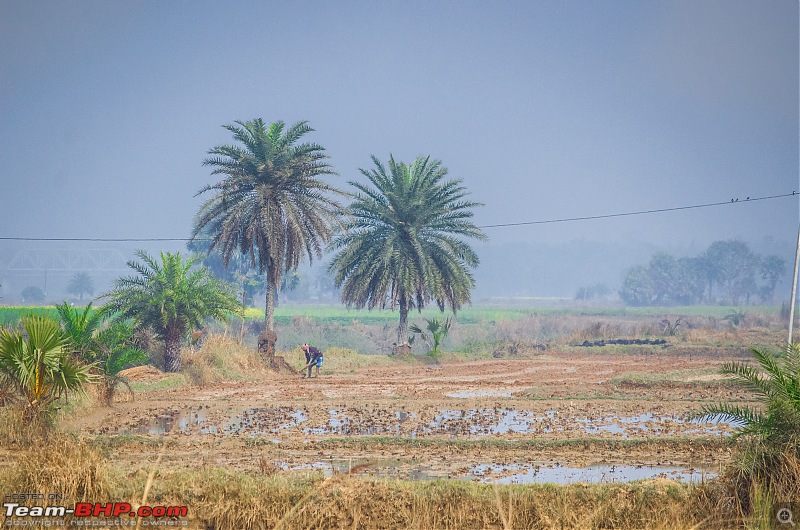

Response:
(67, 350), (751, 486)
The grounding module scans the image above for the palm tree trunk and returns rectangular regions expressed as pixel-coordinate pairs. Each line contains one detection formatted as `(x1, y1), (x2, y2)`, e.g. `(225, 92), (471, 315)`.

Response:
(239, 288), (247, 344)
(395, 297), (411, 355)
(266, 279), (275, 332)
(164, 325), (182, 372)
(259, 277), (277, 365)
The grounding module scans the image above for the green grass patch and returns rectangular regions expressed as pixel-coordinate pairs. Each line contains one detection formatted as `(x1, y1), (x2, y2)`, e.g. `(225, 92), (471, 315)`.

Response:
(0, 305), (79, 325)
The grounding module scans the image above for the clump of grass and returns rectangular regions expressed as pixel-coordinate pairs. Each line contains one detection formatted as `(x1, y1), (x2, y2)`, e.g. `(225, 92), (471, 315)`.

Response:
(0, 404), (52, 445)
(128, 373), (187, 393)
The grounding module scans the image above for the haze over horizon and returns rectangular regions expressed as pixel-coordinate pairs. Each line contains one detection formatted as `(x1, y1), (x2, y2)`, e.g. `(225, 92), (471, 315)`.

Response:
(1, 1), (798, 300)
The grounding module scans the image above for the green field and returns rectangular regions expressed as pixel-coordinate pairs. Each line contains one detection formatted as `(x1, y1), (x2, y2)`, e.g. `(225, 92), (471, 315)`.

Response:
(1, 303), (781, 327)
(271, 304), (777, 323)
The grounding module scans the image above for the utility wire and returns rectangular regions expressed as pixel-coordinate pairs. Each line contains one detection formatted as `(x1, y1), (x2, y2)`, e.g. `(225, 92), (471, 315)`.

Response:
(479, 191), (797, 229)
(0, 191), (796, 242)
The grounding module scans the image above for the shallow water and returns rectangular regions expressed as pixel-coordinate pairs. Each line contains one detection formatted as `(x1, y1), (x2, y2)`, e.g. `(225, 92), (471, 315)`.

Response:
(470, 462), (717, 484)
(126, 406), (734, 438)
(279, 459), (716, 484)
(128, 408), (207, 435)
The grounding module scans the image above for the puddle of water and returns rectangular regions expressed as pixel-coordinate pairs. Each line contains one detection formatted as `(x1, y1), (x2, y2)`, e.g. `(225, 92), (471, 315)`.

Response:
(222, 407), (308, 435)
(273, 459), (716, 485)
(128, 409), (207, 435)
(304, 409), (410, 436)
(127, 406), (734, 439)
(426, 409), (734, 438)
(470, 463), (717, 484)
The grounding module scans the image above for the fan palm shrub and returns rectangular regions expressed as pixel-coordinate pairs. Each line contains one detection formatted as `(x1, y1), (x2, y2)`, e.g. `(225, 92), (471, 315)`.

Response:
(0, 315), (94, 421)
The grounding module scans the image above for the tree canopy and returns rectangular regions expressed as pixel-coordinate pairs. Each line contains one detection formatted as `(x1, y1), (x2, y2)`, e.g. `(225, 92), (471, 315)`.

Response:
(329, 155), (486, 351)
(192, 118), (343, 362)
(101, 250), (238, 372)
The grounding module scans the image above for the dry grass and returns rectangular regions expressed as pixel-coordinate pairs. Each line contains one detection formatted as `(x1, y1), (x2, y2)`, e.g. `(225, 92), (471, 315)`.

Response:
(182, 336), (394, 385)
(6, 420), (798, 529)
(0, 426), (749, 530)
(0, 434), (705, 529)
(0, 432), (119, 503)
(181, 334), (278, 385)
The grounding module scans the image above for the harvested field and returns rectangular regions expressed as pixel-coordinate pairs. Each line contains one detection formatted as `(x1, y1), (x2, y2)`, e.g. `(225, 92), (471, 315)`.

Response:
(67, 352), (745, 484)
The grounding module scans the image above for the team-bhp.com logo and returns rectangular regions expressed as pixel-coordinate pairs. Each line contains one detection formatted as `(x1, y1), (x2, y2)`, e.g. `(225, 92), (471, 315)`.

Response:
(4, 501), (189, 527)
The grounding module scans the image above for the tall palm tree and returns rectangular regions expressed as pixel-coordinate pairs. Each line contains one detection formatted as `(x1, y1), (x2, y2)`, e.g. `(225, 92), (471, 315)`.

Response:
(329, 155), (486, 352)
(0, 315), (94, 421)
(192, 118), (342, 362)
(67, 272), (94, 301)
(101, 251), (238, 372)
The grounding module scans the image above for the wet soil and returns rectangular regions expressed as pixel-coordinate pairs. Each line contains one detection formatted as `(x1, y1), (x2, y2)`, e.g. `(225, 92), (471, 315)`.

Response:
(68, 352), (747, 483)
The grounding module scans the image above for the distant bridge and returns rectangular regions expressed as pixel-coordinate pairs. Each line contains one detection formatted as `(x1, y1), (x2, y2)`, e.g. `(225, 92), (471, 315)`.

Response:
(6, 249), (130, 271)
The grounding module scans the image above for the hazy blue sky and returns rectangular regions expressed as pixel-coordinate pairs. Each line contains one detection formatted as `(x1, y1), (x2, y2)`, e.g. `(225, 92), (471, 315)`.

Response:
(1, 0), (797, 251)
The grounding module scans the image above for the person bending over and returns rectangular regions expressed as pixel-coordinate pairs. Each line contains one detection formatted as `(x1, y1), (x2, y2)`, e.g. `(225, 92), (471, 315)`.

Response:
(300, 343), (324, 378)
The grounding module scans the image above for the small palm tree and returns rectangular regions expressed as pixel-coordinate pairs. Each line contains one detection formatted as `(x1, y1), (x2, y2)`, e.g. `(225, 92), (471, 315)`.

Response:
(57, 302), (147, 405)
(56, 301), (104, 359)
(0, 315), (94, 421)
(694, 343), (800, 443)
(192, 118), (343, 363)
(101, 251), (239, 372)
(93, 320), (148, 405)
(410, 317), (453, 354)
(67, 272), (94, 301)
(330, 155), (486, 352)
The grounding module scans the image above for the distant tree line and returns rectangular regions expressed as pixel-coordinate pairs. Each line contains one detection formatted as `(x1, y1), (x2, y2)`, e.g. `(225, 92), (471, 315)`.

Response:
(619, 240), (787, 306)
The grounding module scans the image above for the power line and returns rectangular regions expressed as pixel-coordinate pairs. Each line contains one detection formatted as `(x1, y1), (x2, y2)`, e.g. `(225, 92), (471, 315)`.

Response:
(0, 191), (796, 242)
(479, 191), (797, 229)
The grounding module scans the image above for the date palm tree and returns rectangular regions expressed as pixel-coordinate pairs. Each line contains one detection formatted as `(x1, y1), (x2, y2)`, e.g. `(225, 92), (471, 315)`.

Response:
(101, 251), (238, 372)
(93, 320), (148, 405)
(694, 343), (800, 443)
(192, 118), (342, 363)
(329, 155), (486, 353)
(56, 301), (104, 359)
(57, 301), (147, 405)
